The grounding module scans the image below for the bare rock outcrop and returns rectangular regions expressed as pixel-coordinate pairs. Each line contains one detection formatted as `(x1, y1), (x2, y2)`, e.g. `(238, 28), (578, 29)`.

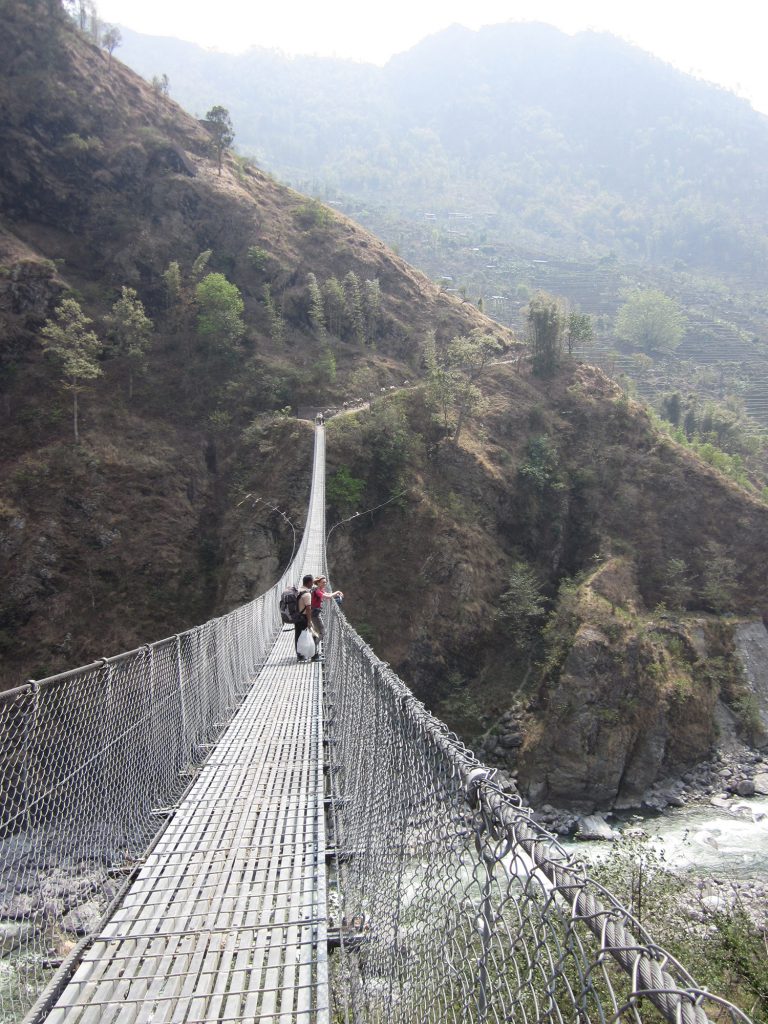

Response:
(518, 560), (720, 812)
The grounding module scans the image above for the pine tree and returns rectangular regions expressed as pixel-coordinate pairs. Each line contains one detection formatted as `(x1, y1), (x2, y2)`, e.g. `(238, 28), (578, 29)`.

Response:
(307, 272), (327, 340)
(323, 277), (346, 337)
(263, 283), (284, 345)
(191, 249), (213, 281)
(162, 261), (182, 308)
(527, 292), (565, 377)
(344, 270), (365, 345)
(105, 286), (153, 400)
(363, 278), (382, 342)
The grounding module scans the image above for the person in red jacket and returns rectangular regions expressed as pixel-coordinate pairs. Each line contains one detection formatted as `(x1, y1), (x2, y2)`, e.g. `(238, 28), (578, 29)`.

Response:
(311, 575), (343, 639)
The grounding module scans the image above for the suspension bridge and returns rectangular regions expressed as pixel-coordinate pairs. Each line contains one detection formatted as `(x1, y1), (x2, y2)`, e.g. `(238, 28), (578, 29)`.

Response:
(0, 425), (754, 1023)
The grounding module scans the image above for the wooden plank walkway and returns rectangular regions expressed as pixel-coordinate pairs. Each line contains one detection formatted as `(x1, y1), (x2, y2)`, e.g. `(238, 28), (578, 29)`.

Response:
(45, 634), (328, 1023)
(44, 426), (330, 1023)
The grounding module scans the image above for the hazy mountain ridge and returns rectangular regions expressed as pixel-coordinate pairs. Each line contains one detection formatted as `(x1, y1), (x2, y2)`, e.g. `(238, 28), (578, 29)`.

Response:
(116, 18), (768, 427)
(117, 21), (768, 276)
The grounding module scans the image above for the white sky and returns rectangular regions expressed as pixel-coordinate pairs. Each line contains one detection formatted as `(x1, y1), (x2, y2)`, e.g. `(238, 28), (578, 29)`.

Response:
(96, 0), (768, 116)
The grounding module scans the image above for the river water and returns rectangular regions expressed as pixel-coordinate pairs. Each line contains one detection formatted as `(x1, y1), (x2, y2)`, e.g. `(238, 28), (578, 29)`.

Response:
(570, 798), (768, 882)
(638, 798), (768, 880)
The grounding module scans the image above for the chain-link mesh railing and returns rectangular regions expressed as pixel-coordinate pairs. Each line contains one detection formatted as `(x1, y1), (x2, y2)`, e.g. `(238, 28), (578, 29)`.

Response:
(0, 526), (313, 1024)
(323, 606), (754, 1024)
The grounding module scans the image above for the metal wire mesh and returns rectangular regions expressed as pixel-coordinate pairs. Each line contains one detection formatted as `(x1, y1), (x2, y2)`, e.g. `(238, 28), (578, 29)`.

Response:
(0, 540), (310, 1024)
(323, 607), (754, 1024)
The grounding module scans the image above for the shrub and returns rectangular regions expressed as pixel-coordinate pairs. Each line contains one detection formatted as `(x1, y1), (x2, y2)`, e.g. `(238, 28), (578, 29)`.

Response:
(327, 467), (365, 516)
(247, 246), (270, 271)
(293, 199), (331, 231)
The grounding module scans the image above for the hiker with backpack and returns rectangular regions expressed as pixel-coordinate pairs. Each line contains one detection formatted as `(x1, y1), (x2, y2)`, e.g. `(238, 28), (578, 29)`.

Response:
(279, 574), (320, 662)
(311, 575), (344, 640)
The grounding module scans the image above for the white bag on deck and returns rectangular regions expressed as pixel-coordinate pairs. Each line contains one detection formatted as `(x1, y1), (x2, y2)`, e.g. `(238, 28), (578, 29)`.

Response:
(297, 629), (316, 660)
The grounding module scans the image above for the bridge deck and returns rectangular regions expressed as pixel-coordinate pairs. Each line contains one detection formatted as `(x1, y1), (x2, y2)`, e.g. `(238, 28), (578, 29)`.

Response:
(45, 632), (328, 1024)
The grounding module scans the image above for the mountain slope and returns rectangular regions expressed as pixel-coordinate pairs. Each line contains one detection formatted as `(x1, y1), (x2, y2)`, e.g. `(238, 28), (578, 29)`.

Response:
(116, 22), (768, 430)
(0, 0), (505, 684)
(1, 3), (767, 816)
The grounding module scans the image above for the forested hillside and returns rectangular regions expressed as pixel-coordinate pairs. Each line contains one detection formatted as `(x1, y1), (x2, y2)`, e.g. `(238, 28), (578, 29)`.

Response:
(1, 0), (768, 818)
(118, 22), (768, 431)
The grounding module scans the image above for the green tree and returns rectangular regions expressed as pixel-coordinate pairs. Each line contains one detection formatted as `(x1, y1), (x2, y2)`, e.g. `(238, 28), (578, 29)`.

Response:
(423, 329), (458, 431)
(163, 260), (182, 307)
(105, 286), (153, 400)
(247, 246), (269, 271)
(363, 278), (382, 341)
(593, 832), (768, 1013)
(422, 328), (437, 376)
(293, 199), (330, 231)
(527, 292), (565, 377)
(318, 342), (336, 384)
(307, 272), (327, 340)
(592, 830), (685, 933)
(662, 557), (692, 611)
(40, 298), (102, 442)
(323, 276), (346, 337)
(444, 329), (502, 444)
(699, 541), (738, 613)
(151, 73), (170, 100)
(615, 289), (686, 353)
(518, 435), (562, 493)
(497, 561), (546, 648)
(327, 466), (365, 515)
(263, 283), (284, 345)
(74, 0), (95, 33)
(565, 310), (594, 355)
(204, 105), (234, 175)
(101, 25), (121, 68)
(195, 272), (245, 348)
(659, 391), (683, 426)
(683, 397), (698, 438)
(191, 249), (213, 281)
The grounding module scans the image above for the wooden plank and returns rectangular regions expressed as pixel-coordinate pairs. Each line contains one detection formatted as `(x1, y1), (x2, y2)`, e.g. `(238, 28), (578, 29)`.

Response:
(45, 472), (330, 1021)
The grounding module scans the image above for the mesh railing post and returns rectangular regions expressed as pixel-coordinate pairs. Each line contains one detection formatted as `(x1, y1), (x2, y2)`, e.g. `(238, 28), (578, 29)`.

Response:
(469, 770), (495, 1024)
(175, 634), (188, 761)
(22, 682), (37, 835)
(98, 659), (114, 832)
(145, 643), (159, 806)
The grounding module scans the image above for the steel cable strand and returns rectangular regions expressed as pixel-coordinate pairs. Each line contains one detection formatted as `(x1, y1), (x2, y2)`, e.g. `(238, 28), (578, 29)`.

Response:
(481, 793), (752, 1024)
(554, 856), (708, 1023)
